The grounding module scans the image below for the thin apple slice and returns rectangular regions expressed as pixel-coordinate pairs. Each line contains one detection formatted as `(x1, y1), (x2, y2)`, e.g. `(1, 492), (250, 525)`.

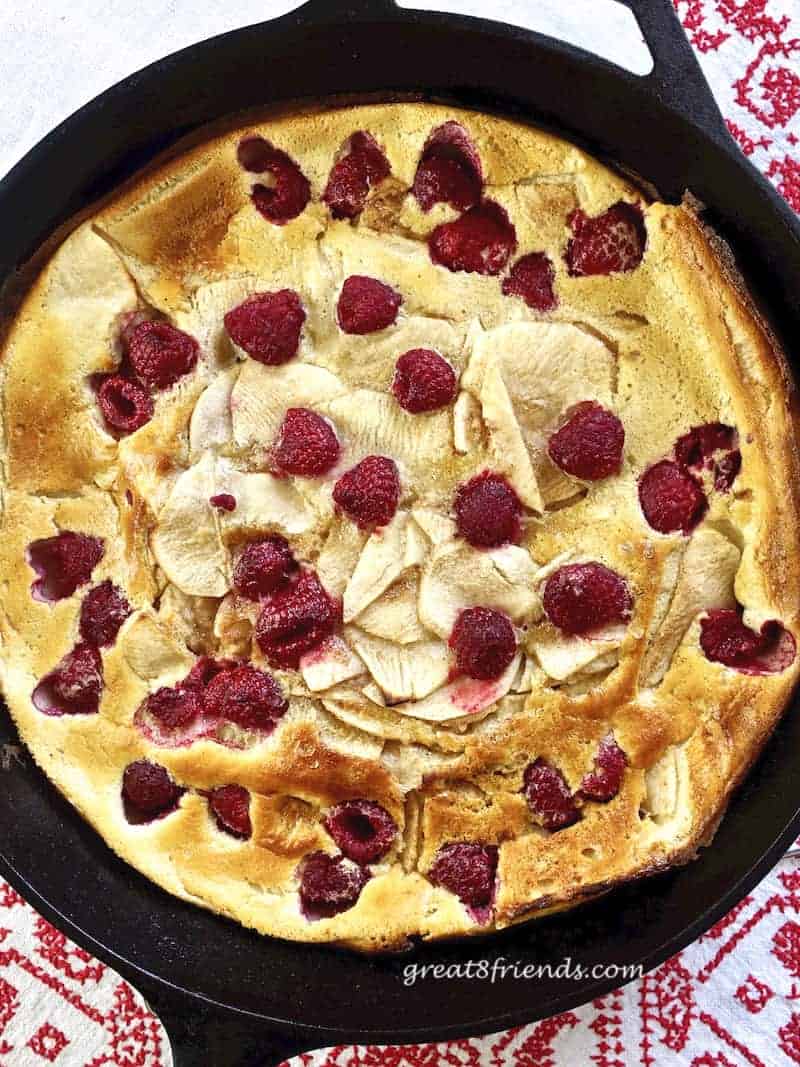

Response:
(391, 652), (521, 723)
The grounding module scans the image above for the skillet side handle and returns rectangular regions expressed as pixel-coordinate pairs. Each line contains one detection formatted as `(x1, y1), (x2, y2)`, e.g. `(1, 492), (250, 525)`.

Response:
(293, 0), (732, 147)
(142, 982), (314, 1067)
(615, 0), (731, 144)
(293, 0), (400, 18)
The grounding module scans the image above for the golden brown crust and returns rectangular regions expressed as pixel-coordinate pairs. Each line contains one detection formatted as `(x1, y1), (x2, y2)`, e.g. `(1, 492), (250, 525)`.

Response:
(1, 102), (799, 951)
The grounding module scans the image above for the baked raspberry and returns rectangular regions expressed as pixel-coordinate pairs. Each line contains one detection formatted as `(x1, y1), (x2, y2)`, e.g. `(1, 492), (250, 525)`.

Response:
(332, 456), (400, 529)
(98, 375), (154, 433)
(429, 200), (517, 276)
(210, 785), (253, 839)
(336, 275), (402, 334)
(32, 644), (103, 717)
(428, 842), (498, 909)
(27, 532), (104, 602)
(122, 760), (183, 823)
(639, 459), (707, 534)
(182, 655), (239, 691)
(255, 570), (339, 669)
(700, 609), (797, 675)
(271, 408), (341, 477)
(580, 735), (627, 801)
(454, 471), (522, 548)
(204, 665), (288, 731)
(299, 851), (370, 919)
(78, 581), (131, 647)
(412, 122), (483, 212)
(237, 136), (277, 172)
(127, 320), (198, 391)
(675, 422), (734, 467)
(118, 309), (151, 351)
(323, 800), (398, 864)
(543, 562), (632, 636)
(209, 494), (236, 512)
(145, 685), (203, 730)
(224, 290), (305, 365)
(233, 536), (296, 600)
(323, 131), (391, 219)
(674, 422), (741, 492)
(392, 348), (457, 413)
(565, 201), (646, 276)
(547, 401), (625, 480)
(502, 252), (558, 311)
(523, 759), (579, 831)
(449, 607), (517, 680)
(714, 450), (742, 493)
(237, 138), (311, 225)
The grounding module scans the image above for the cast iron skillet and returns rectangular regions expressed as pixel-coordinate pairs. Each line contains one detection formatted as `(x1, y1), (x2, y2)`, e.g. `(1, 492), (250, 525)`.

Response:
(2, 1), (800, 1064)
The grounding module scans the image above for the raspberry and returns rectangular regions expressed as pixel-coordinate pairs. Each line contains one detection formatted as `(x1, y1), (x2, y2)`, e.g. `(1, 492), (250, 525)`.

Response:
(182, 656), (238, 691)
(78, 581), (131, 647)
(27, 532), (104, 602)
(639, 459), (707, 534)
(675, 422), (735, 467)
(336, 275), (402, 334)
(237, 136), (278, 172)
(233, 536), (296, 600)
(237, 138), (311, 225)
(32, 644), (103, 717)
(346, 132), (391, 182)
(523, 759), (579, 831)
(565, 201), (646, 276)
(454, 471), (522, 548)
(547, 401), (625, 480)
(580, 735), (627, 801)
(429, 200), (517, 276)
(700, 609), (797, 675)
(412, 122), (483, 213)
(428, 842), (498, 908)
(122, 760), (183, 823)
(209, 494), (236, 512)
(98, 375), (154, 433)
(674, 422), (741, 492)
(449, 607), (517, 680)
(543, 562), (632, 636)
(210, 785), (252, 839)
(224, 290), (305, 365)
(502, 252), (558, 311)
(255, 570), (339, 669)
(323, 131), (391, 219)
(251, 178), (310, 225)
(714, 450), (742, 492)
(392, 348), (457, 413)
(271, 408), (341, 477)
(332, 456), (400, 529)
(145, 685), (203, 730)
(323, 800), (398, 864)
(299, 851), (370, 918)
(119, 309), (151, 350)
(127, 320), (198, 390)
(204, 665), (288, 731)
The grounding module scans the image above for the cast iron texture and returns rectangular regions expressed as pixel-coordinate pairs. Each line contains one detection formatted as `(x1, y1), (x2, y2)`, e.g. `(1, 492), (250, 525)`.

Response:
(1, 2), (800, 1065)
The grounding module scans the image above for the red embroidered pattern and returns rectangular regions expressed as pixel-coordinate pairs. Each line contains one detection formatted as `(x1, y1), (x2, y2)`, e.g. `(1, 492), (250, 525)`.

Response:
(2, 4), (799, 1064)
(675, 0), (800, 209)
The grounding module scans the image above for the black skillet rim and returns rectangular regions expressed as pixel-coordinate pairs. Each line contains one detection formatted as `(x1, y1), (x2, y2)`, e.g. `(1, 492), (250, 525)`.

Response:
(2, 0), (800, 1053)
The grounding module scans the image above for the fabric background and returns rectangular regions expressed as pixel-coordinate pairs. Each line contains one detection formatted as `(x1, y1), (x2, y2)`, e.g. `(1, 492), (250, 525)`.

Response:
(1, 1), (799, 1064)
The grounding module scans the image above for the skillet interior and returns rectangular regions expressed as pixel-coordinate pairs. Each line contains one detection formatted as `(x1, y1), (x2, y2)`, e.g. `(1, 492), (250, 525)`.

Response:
(1, 2), (800, 1063)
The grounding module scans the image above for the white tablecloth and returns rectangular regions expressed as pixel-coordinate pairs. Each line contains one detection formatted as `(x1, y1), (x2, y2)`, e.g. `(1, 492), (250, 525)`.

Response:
(1, 2), (799, 1064)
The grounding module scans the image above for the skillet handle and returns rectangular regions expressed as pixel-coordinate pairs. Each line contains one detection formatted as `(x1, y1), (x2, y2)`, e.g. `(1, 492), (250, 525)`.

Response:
(294, 0), (731, 146)
(141, 982), (314, 1067)
(615, 0), (730, 143)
